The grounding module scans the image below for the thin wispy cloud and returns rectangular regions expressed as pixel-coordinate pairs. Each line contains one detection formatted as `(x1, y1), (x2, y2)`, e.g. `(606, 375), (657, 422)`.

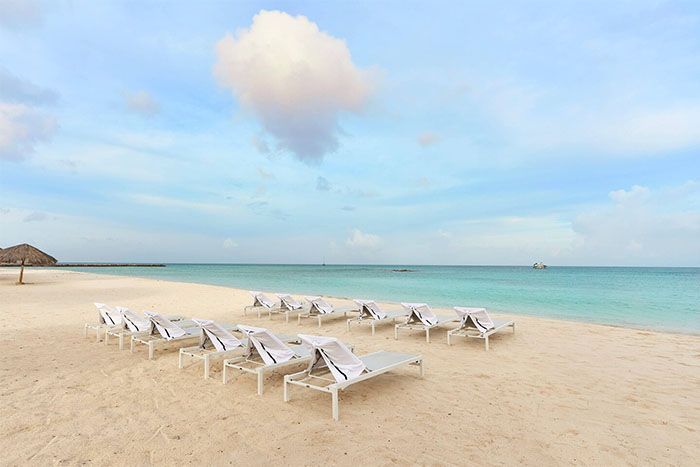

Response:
(125, 91), (160, 116)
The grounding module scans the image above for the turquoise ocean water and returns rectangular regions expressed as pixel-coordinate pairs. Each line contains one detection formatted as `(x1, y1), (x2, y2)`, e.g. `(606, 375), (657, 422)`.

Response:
(64, 264), (700, 333)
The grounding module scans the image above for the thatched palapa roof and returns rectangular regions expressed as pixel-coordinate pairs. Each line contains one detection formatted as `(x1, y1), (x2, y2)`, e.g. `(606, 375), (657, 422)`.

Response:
(0, 243), (57, 265)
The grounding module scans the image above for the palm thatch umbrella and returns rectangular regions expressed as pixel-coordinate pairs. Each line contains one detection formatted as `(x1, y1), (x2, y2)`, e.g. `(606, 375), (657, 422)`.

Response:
(0, 243), (57, 284)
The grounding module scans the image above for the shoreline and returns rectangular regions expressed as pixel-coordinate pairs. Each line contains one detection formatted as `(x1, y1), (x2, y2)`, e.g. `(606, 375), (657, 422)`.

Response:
(33, 267), (700, 337)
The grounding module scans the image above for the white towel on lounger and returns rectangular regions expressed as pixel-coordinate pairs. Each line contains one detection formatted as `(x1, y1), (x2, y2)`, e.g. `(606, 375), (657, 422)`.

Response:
(119, 307), (152, 333)
(237, 325), (295, 365)
(276, 294), (303, 311)
(298, 334), (366, 383)
(249, 291), (276, 309)
(305, 296), (334, 314)
(353, 299), (387, 320)
(95, 302), (122, 327)
(192, 319), (243, 352)
(144, 311), (187, 340)
(401, 302), (438, 326)
(454, 307), (493, 332)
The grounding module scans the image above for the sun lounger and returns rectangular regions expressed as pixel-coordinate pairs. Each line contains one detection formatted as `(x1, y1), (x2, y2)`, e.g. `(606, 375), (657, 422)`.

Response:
(297, 296), (358, 327)
(179, 319), (246, 379)
(244, 291), (278, 318)
(269, 293), (306, 322)
(284, 334), (423, 421)
(394, 302), (459, 343)
(104, 307), (183, 350)
(130, 312), (200, 360)
(84, 303), (123, 342)
(222, 325), (311, 395)
(346, 299), (408, 335)
(447, 307), (515, 350)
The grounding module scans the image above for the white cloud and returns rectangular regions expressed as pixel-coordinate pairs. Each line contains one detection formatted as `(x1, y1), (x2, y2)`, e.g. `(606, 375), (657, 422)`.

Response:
(570, 182), (700, 265)
(127, 194), (228, 214)
(316, 176), (330, 191)
(0, 0), (41, 29)
(223, 238), (238, 249)
(0, 67), (58, 105)
(417, 131), (440, 147)
(125, 91), (160, 116)
(0, 103), (57, 161)
(214, 10), (374, 162)
(251, 135), (270, 154)
(22, 211), (48, 222)
(346, 228), (381, 249)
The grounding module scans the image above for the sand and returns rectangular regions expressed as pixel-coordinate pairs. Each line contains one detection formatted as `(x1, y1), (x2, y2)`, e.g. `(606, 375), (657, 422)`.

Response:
(0, 268), (698, 466)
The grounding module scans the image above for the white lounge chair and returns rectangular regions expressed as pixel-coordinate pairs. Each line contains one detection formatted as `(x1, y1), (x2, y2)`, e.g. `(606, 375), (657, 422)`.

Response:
(447, 307), (515, 350)
(270, 293), (305, 322)
(222, 325), (311, 395)
(284, 334), (423, 421)
(104, 307), (183, 350)
(84, 303), (123, 342)
(297, 296), (358, 327)
(394, 302), (459, 343)
(130, 312), (200, 360)
(346, 299), (408, 335)
(179, 319), (246, 379)
(244, 291), (278, 318)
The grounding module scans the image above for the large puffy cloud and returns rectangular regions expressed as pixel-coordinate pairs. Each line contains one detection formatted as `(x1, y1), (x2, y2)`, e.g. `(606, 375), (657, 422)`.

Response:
(0, 103), (57, 161)
(214, 10), (374, 163)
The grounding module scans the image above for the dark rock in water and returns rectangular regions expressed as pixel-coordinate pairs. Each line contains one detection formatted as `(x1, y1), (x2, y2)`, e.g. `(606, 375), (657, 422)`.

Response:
(392, 268), (415, 272)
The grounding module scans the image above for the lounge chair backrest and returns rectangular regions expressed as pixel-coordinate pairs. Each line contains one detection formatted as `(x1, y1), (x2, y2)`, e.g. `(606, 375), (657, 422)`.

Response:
(453, 307), (493, 332)
(119, 307), (152, 333)
(144, 311), (187, 340)
(249, 291), (275, 309)
(305, 296), (334, 315)
(192, 318), (243, 352)
(95, 302), (122, 326)
(298, 334), (366, 383)
(276, 294), (303, 311)
(353, 299), (386, 320)
(238, 325), (295, 365)
(401, 302), (437, 326)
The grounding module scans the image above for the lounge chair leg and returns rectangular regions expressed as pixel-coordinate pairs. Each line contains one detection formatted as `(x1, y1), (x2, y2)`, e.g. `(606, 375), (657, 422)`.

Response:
(394, 325), (398, 340)
(130, 337), (135, 353)
(371, 322), (375, 336)
(178, 350), (183, 369)
(447, 331), (452, 346)
(257, 370), (264, 396)
(119, 334), (124, 351)
(426, 329), (430, 343)
(204, 355), (210, 380)
(104, 331), (109, 345)
(346, 319), (351, 332)
(484, 336), (489, 351)
(283, 377), (290, 402)
(419, 359), (424, 377)
(298, 314), (302, 325)
(222, 363), (227, 384)
(148, 342), (155, 360)
(318, 316), (322, 328)
(331, 388), (339, 421)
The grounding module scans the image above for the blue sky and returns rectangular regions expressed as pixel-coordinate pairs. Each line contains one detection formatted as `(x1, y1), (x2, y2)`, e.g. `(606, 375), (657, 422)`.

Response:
(1, 0), (699, 265)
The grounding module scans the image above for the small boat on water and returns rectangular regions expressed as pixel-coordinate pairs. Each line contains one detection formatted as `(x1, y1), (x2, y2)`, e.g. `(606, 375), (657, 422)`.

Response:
(532, 262), (547, 269)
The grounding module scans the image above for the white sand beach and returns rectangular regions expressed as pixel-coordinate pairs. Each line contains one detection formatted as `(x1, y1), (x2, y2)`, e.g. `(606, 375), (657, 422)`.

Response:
(1, 268), (698, 465)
